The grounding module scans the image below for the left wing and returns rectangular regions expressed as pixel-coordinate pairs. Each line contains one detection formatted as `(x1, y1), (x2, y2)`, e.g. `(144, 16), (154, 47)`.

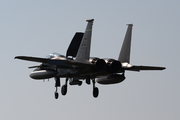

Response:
(15, 56), (48, 63)
(15, 56), (92, 68)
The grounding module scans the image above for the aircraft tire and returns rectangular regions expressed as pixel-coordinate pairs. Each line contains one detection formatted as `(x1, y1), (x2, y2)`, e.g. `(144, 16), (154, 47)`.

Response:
(54, 92), (59, 99)
(61, 85), (67, 95)
(93, 87), (99, 98)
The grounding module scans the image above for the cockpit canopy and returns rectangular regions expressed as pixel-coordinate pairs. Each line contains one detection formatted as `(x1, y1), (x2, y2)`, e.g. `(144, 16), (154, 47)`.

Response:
(46, 53), (66, 59)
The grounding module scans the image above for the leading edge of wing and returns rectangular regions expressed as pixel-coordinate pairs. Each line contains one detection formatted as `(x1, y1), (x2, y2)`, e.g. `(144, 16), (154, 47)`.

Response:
(124, 65), (166, 71)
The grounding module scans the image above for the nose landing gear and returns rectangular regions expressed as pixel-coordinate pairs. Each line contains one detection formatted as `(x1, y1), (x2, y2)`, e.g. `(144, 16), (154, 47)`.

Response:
(54, 77), (60, 99)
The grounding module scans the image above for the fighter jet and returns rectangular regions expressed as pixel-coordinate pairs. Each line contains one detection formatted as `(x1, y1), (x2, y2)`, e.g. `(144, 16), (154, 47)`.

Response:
(15, 19), (165, 99)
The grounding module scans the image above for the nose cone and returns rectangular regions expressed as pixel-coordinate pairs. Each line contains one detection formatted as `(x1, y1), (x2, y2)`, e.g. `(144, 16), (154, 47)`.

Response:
(30, 69), (58, 80)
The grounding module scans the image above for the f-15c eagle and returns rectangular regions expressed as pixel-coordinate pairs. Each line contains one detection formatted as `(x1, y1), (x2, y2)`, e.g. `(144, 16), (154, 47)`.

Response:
(15, 19), (165, 99)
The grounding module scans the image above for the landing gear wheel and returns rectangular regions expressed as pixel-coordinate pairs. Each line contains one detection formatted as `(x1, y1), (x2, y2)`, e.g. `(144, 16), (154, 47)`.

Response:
(61, 85), (67, 95)
(54, 92), (59, 99)
(93, 87), (99, 98)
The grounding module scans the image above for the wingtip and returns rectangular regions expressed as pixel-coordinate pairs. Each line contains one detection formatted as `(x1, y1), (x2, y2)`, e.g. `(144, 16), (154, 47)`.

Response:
(126, 24), (133, 26)
(86, 19), (94, 22)
(162, 67), (166, 70)
(14, 56), (18, 59)
(14, 56), (22, 59)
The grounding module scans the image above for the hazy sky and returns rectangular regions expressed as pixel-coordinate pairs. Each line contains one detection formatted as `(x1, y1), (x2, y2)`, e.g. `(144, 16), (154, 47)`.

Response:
(0, 0), (179, 120)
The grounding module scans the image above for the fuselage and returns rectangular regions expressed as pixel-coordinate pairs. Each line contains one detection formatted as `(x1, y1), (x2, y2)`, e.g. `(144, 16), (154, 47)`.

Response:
(29, 52), (125, 80)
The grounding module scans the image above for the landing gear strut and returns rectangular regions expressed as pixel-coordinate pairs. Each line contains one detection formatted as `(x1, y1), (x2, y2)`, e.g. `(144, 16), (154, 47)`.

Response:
(92, 79), (99, 98)
(54, 77), (60, 99)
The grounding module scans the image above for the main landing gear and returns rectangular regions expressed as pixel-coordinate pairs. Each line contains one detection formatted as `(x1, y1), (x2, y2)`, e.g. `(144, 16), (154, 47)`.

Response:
(54, 77), (99, 99)
(92, 79), (99, 98)
(61, 78), (68, 95)
(54, 77), (68, 99)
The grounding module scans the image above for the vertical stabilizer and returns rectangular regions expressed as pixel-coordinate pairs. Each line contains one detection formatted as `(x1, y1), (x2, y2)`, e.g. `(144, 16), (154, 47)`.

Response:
(76, 19), (94, 62)
(118, 24), (133, 63)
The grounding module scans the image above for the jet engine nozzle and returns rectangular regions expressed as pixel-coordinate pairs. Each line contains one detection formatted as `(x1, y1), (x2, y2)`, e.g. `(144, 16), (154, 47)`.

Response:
(30, 69), (58, 80)
(105, 59), (122, 73)
(96, 74), (125, 85)
(89, 58), (106, 71)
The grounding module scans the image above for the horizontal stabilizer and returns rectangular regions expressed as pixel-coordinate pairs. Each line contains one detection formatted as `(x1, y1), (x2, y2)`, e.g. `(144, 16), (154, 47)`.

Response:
(124, 65), (166, 71)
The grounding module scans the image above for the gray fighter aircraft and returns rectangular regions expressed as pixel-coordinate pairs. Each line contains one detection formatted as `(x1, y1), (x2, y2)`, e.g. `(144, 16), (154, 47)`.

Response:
(15, 19), (165, 99)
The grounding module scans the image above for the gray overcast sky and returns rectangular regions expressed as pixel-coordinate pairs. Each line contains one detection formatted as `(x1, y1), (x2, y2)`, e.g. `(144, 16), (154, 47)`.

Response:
(0, 0), (179, 120)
